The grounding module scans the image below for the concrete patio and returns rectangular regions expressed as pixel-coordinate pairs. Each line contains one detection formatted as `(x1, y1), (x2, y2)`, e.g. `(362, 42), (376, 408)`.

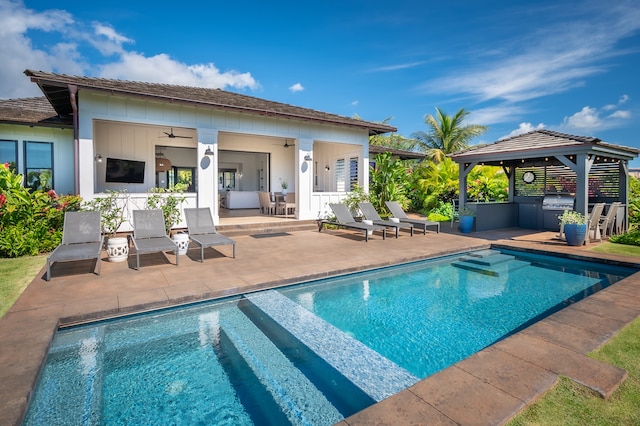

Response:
(1, 224), (639, 425)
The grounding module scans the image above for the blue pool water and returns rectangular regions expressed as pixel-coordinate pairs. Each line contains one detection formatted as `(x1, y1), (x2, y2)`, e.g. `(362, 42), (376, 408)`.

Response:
(24, 248), (636, 425)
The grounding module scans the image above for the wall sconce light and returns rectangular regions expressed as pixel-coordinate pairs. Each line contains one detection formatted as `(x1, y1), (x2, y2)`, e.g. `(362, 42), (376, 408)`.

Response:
(204, 146), (214, 156)
(324, 165), (330, 171)
(94, 154), (103, 163)
(304, 153), (312, 162)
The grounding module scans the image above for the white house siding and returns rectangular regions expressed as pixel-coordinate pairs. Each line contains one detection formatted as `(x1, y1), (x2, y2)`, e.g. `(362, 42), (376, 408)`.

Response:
(0, 123), (75, 194)
(77, 91), (370, 222)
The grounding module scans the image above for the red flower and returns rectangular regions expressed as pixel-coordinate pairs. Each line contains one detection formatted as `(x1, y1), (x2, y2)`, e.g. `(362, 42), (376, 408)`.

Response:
(47, 189), (57, 198)
(0, 193), (6, 206)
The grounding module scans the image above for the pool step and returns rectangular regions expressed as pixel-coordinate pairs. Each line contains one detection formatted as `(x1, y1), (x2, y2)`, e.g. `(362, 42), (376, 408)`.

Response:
(218, 307), (343, 426)
(244, 290), (419, 402)
(453, 251), (530, 277)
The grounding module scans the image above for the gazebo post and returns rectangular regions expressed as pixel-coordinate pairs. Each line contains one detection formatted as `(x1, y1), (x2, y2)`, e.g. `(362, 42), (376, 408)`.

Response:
(574, 153), (592, 216)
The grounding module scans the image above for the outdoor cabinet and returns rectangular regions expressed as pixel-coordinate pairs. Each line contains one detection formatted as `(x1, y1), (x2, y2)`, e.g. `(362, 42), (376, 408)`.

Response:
(518, 203), (539, 229)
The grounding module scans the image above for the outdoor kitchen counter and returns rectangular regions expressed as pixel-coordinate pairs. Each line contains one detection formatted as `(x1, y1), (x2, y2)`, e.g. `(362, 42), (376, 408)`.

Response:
(466, 202), (518, 232)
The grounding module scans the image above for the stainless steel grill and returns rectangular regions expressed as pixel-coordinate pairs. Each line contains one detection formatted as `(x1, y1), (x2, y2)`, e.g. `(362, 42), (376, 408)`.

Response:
(542, 194), (574, 211)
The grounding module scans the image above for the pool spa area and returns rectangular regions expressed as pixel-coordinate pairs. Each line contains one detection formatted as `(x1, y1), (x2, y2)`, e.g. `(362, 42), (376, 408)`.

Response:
(24, 248), (638, 425)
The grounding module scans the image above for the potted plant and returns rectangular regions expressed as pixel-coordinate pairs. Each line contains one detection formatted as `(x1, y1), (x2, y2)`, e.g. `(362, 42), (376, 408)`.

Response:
(280, 180), (288, 196)
(559, 210), (588, 246)
(458, 206), (475, 233)
(147, 187), (187, 254)
(84, 190), (130, 262)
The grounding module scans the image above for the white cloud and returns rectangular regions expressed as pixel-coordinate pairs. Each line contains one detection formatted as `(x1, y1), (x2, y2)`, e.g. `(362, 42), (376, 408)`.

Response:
(99, 52), (258, 90)
(371, 61), (426, 72)
(351, 100), (359, 106)
(561, 96), (633, 132)
(0, 0), (259, 98)
(501, 122), (545, 139)
(289, 83), (304, 92)
(422, 2), (640, 104)
(466, 104), (526, 126)
(609, 110), (631, 119)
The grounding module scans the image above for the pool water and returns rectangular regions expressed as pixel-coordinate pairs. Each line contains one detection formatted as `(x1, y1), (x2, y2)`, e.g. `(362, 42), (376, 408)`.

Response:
(24, 248), (636, 425)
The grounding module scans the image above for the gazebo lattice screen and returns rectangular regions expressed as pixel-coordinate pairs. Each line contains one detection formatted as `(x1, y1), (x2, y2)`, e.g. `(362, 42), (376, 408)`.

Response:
(515, 162), (620, 198)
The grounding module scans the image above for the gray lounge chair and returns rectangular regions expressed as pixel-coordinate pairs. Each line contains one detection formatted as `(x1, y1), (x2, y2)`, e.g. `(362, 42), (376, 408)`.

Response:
(385, 201), (440, 235)
(358, 202), (413, 238)
(184, 207), (236, 261)
(131, 209), (179, 270)
(46, 211), (104, 281)
(320, 203), (386, 242)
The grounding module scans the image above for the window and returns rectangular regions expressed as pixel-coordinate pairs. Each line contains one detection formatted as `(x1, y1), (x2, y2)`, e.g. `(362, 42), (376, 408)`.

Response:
(349, 157), (359, 190)
(335, 159), (345, 191)
(0, 140), (18, 172)
(218, 169), (236, 190)
(25, 141), (53, 190)
(169, 167), (196, 192)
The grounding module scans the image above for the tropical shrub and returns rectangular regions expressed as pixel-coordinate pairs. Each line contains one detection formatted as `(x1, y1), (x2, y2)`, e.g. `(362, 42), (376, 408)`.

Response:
(0, 163), (81, 257)
(369, 152), (409, 214)
(83, 190), (129, 238)
(410, 157), (459, 213)
(342, 184), (371, 217)
(610, 230), (640, 246)
(146, 188), (186, 235)
(467, 166), (508, 202)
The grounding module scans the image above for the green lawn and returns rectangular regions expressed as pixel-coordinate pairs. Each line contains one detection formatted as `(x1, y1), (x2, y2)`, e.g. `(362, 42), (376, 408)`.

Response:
(589, 241), (640, 257)
(0, 255), (45, 318)
(509, 317), (640, 425)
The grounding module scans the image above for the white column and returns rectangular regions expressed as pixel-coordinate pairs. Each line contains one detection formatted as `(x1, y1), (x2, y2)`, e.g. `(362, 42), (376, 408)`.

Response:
(197, 129), (218, 222)
(297, 138), (314, 219)
(78, 138), (95, 199)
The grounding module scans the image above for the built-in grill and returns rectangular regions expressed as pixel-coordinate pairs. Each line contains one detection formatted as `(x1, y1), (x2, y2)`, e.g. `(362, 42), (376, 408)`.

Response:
(542, 194), (575, 230)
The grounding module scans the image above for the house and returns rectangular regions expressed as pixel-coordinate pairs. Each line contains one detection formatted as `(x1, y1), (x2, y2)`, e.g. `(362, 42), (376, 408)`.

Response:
(0, 70), (395, 228)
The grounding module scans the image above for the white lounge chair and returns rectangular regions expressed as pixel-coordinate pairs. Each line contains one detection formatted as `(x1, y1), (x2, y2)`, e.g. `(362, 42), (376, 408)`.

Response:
(131, 209), (179, 270)
(385, 201), (440, 235)
(184, 207), (236, 261)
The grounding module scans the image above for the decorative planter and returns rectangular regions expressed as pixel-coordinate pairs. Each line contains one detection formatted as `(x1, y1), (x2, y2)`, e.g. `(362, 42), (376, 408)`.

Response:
(172, 233), (190, 255)
(106, 237), (129, 262)
(459, 216), (475, 233)
(362, 219), (374, 236)
(564, 224), (587, 246)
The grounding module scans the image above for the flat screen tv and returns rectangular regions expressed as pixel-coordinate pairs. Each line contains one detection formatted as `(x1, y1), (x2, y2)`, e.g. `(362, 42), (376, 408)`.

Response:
(105, 157), (145, 183)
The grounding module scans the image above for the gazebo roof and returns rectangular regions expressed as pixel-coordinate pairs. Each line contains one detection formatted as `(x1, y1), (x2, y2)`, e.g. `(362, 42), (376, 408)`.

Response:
(450, 130), (639, 166)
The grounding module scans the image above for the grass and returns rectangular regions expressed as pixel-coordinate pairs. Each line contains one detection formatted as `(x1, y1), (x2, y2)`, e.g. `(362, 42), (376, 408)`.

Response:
(509, 317), (640, 425)
(0, 255), (45, 319)
(589, 241), (640, 257)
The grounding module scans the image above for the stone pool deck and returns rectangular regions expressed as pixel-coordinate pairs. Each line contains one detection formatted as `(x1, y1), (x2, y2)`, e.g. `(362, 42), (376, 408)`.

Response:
(1, 225), (639, 425)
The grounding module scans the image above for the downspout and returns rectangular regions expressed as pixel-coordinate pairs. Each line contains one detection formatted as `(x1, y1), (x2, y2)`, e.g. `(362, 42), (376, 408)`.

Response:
(68, 84), (79, 195)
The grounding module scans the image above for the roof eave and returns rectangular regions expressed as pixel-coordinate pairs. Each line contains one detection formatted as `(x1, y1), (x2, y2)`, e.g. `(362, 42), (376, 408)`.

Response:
(27, 71), (396, 135)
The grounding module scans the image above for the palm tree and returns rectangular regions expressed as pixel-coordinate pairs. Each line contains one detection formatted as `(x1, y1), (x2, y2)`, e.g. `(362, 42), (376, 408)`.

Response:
(412, 107), (487, 162)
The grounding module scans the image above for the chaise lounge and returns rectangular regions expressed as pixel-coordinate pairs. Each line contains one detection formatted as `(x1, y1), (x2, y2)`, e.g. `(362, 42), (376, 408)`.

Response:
(46, 211), (104, 281)
(131, 209), (179, 270)
(184, 207), (236, 261)
(358, 202), (414, 238)
(385, 201), (440, 234)
(320, 203), (386, 242)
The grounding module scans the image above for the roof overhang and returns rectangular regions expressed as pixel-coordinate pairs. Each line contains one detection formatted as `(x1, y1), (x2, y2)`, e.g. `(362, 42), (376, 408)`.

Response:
(25, 70), (396, 136)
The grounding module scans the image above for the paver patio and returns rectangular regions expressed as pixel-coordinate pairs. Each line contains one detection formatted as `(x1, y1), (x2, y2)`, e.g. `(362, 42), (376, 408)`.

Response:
(1, 225), (639, 425)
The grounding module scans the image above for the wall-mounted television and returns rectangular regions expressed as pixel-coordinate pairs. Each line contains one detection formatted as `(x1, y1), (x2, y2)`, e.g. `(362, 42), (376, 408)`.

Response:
(105, 157), (145, 184)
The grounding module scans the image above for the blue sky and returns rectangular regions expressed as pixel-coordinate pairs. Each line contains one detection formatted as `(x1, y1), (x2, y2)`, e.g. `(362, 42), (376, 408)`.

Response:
(2, 0), (640, 165)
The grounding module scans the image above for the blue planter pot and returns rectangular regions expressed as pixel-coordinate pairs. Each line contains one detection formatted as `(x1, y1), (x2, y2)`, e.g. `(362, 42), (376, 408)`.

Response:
(459, 215), (475, 233)
(564, 224), (587, 246)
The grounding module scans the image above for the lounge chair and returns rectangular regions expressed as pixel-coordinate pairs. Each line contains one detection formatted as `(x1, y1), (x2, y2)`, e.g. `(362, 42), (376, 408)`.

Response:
(46, 211), (104, 281)
(358, 202), (414, 238)
(131, 209), (179, 270)
(320, 203), (386, 242)
(385, 201), (440, 235)
(587, 203), (605, 242)
(599, 202), (621, 239)
(184, 207), (236, 261)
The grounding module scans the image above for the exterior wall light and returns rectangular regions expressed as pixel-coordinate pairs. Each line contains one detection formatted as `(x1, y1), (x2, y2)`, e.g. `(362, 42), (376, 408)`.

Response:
(204, 146), (214, 156)
(95, 154), (103, 163)
(304, 153), (312, 161)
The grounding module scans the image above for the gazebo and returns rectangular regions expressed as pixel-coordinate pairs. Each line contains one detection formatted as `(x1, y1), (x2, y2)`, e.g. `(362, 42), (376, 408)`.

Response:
(449, 130), (639, 232)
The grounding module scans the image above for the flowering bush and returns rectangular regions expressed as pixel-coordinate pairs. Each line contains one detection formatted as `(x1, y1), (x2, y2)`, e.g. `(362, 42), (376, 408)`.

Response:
(0, 163), (81, 257)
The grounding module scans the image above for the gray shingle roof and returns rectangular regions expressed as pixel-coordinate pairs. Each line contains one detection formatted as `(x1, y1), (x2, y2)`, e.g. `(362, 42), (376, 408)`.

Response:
(0, 97), (71, 126)
(24, 70), (396, 135)
(450, 130), (639, 164)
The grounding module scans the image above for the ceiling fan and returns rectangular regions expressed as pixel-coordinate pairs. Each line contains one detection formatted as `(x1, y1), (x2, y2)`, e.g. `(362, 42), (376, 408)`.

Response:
(273, 139), (294, 148)
(162, 128), (192, 139)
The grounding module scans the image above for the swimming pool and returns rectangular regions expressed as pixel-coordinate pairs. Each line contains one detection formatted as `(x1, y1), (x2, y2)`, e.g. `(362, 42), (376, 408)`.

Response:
(24, 248), (636, 425)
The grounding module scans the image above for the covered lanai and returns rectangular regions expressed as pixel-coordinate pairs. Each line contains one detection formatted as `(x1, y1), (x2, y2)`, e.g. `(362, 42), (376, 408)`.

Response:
(449, 130), (639, 232)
